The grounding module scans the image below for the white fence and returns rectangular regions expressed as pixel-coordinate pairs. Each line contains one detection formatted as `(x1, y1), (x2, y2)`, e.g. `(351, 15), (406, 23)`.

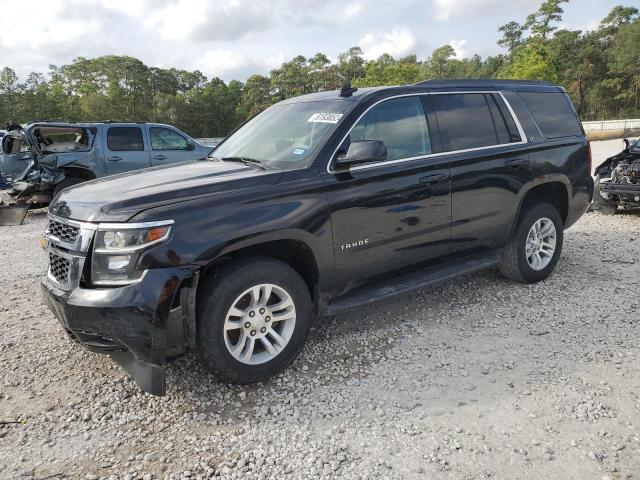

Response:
(582, 119), (640, 131)
(196, 137), (225, 147)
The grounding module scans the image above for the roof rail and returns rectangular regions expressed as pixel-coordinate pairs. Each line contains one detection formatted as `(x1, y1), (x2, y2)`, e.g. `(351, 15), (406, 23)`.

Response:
(414, 79), (554, 87)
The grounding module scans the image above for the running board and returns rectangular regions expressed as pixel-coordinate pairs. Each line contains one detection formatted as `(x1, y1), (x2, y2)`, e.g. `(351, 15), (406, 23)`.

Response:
(324, 252), (499, 315)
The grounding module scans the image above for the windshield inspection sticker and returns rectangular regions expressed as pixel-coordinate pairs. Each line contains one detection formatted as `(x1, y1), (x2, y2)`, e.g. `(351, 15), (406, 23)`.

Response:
(293, 146), (309, 155)
(308, 112), (343, 124)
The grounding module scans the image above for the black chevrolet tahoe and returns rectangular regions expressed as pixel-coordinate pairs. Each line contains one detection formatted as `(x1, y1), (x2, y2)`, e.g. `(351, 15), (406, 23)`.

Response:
(41, 80), (594, 395)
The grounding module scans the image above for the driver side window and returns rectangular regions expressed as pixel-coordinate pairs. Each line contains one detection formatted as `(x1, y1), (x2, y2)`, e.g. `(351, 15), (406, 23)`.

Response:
(150, 127), (189, 151)
(346, 96), (431, 162)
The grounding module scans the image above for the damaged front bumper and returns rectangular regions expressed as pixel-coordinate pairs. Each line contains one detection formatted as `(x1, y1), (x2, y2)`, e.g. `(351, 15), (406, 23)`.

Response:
(598, 182), (640, 208)
(41, 267), (199, 395)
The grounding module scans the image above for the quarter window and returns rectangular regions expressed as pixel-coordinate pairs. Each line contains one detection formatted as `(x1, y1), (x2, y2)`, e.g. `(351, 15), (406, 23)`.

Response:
(432, 94), (501, 151)
(347, 96), (431, 162)
(107, 127), (144, 151)
(518, 91), (582, 138)
(150, 127), (189, 150)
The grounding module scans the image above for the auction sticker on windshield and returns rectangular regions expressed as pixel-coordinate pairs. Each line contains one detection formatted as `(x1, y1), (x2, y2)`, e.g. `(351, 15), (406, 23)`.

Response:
(308, 113), (343, 124)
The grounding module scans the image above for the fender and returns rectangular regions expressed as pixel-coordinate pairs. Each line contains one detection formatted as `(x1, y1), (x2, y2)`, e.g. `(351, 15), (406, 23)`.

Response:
(509, 174), (572, 235)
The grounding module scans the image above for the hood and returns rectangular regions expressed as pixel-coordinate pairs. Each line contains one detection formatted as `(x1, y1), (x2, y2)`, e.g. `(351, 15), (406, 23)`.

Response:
(49, 159), (283, 222)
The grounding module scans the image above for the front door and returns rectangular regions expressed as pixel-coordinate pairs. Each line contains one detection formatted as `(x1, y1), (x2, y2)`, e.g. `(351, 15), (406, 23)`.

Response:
(104, 126), (151, 175)
(324, 95), (451, 285)
(148, 126), (198, 166)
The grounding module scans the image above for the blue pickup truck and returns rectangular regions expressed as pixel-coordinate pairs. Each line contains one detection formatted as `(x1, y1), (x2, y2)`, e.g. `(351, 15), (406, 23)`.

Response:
(0, 122), (213, 209)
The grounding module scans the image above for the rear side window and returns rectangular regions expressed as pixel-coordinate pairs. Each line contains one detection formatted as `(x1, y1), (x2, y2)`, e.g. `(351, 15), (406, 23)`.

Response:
(432, 94), (500, 151)
(349, 96), (431, 161)
(518, 92), (582, 138)
(487, 94), (522, 144)
(107, 127), (144, 151)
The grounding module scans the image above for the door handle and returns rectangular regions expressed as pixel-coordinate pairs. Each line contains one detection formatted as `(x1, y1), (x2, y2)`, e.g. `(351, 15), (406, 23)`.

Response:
(505, 158), (531, 168)
(419, 173), (449, 185)
(107, 156), (122, 162)
(153, 155), (167, 160)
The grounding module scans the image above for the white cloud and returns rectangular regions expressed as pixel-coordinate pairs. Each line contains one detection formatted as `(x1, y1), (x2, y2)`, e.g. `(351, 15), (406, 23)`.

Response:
(196, 49), (286, 79)
(197, 49), (250, 77)
(432, 0), (539, 21)
(0, 0), (101, 50)
(449, 39), (468, 58)
(359, 27), (417, 60)
(139, 0), (367, 43)
(344, 2), (364, 19)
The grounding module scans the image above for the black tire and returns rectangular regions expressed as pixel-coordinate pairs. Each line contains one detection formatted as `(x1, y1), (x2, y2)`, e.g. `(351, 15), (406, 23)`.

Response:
(591, 175), (617, 215)
(498, 203), (564, 284)
(53, 177), (86, 198)
(196, 256), (312, 384)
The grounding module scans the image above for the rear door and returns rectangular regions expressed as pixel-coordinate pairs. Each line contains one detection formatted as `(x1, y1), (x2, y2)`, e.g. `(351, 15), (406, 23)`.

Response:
(324, 95), (451, 283)
(148, 126), (200, 165)
(431, 91), (531, 253)
(104, 126), (151, 175)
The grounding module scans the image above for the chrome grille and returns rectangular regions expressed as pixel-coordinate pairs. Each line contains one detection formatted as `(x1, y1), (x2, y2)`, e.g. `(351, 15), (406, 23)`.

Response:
(48, 251), (70, 287)
(48, 219), (80, 243)
(44, 214), (97, 291)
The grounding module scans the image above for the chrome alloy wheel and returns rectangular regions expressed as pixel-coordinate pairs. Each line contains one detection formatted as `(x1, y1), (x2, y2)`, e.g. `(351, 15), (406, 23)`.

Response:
(223, 284), (296, 365)
(525, 217), (557, 271)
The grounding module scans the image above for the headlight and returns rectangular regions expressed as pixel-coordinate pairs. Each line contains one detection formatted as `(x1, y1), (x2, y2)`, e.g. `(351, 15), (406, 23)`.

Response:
(91, 220), (174, 286)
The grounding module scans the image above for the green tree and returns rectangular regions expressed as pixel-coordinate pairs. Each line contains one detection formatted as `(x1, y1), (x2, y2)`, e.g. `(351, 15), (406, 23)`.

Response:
(423, 45), (456, 78)
(500, 42), (559, 81)
(524, 0), (569, 40)
(607, 17), (640, 114)
(498, 21), (525, 51)
(599, 4), (639, 36)
(270, 55), (313, 99)
(337, 47), (366, 83)
(0, 67), (20, 122)
(239, 75), (274, 117)
(354, 54), (421, 87)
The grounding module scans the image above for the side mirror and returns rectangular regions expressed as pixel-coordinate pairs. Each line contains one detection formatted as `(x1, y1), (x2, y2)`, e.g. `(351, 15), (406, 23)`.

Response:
(187, 142), (196, 151)
(336, 140), (387, 168)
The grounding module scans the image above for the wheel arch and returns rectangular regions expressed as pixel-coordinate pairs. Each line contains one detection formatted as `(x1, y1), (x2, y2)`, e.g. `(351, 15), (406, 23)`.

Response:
(513, 178), (571, 233)
(199, 231), (322, 302)
(58, 166), (97, 182)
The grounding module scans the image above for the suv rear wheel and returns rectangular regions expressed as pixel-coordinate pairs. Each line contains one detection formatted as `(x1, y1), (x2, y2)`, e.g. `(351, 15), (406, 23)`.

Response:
(498, 203), (564, 283)
(196, 256), (312, 383)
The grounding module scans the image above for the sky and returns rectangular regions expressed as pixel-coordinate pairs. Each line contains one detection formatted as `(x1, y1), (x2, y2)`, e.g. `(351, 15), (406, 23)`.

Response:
(0, 0), (631, 82)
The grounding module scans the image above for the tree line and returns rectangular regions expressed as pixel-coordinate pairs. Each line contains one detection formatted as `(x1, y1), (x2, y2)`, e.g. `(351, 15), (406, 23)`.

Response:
(0, 1), (638, 138)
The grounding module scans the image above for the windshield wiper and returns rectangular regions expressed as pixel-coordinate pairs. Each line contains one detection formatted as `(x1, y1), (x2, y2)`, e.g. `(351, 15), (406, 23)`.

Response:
(218, 156), (268, 170)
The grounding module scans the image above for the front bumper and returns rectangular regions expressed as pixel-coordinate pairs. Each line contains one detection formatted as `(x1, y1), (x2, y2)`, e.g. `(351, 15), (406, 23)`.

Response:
(41, 267), (199, 395)
(598, 182), (640, 207)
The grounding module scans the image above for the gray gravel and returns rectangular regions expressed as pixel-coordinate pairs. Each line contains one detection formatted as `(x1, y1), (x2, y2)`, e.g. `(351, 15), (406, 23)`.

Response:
(1, 141), (639, 480)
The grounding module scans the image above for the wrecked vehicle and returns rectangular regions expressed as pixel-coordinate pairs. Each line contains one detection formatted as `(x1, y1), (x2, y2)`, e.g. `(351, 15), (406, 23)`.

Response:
(593, 137), (640, 214)
(0, 122), (213, 224)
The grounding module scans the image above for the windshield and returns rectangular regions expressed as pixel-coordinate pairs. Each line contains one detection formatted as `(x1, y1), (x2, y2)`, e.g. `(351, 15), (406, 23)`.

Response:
(631, 138), (640, 153)
(211, 100), (352, 169)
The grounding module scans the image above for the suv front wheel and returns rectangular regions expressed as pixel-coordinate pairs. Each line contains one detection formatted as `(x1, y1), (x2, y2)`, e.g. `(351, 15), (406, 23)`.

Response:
(196, 256), (312, 384)
(498, 203), (564, 283)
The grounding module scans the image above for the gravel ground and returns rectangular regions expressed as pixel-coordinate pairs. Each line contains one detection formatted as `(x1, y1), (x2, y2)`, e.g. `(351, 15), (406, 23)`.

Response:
(1, 141), (639, 480)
